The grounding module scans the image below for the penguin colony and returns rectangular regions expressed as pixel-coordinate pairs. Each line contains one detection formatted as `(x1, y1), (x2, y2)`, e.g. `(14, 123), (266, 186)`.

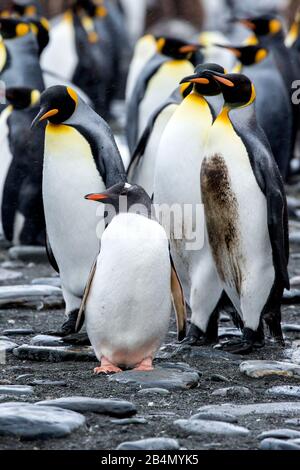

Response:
(0, 0), (299, 372)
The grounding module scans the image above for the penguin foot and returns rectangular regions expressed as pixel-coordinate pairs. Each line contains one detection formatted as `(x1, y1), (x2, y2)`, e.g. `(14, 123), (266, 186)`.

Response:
(94, 357), (122, 375)
(133, 357), (154, 372)
(180, 323), (217, 346)
(44, 310), (79, 337)
(216, 327), (265, 355)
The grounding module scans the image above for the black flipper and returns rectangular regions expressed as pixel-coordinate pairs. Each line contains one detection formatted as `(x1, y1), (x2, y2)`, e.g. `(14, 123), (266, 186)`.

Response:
(45, 231), (59, 273)
(169, 251), (187, 341)
(75, 257), (97, 333)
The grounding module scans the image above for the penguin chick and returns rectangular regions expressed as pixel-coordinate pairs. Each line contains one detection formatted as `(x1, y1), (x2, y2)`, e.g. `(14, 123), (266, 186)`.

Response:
(76, 182), (186, 374)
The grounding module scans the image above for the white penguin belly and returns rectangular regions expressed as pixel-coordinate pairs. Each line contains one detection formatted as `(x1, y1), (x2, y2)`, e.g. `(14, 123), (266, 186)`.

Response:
(43, 124), (105, 297)
(202, 119), (275, 318)
(0, 106), (13, 237)
(138, 60), (194, 140)
(85, 213), (172, 368)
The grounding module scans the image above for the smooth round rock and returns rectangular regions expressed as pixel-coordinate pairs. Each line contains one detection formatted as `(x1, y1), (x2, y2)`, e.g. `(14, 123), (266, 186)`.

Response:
(282, 289), (300, 304)
(13, 344), (96, 362)
(117, 437), (180, 450)
(0, 385), (33, 396)
(0, 268), (22, 281)
(36, 397), (137, 417)
(259, 438), (300, 450)
(137, 388), (170, 396)
(3, 329), (34, 336)
(0, 340), (18, 354)
(190, 412), (238, 424)
(8, 246), (48, 263)
(30, 380), (67, 387)
(282, 324), (300, 332)
(212, 386), (252, 398)
(30, 335), (64, 347)
(240, 360), (300, 379)
(174, 419), (250, 436)
(197, 402), (300, 417)
(110, 417), (147, 425)
(0, 402), (85, 439)
(266, 386), (300, 399)
(210, 374), (230, 383)
(258, 429), (300, 440)
(31, 277), (61, 287)
(285, 418), (300, 426)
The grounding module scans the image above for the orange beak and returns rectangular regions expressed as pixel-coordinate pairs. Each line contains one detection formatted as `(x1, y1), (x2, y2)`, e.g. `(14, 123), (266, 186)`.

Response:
(85, 193), (109, 201)
(212, 75), (235, 87)
(38, 109), (59, 122)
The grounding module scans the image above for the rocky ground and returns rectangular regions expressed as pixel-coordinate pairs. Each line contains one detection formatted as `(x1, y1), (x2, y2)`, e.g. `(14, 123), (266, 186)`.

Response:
(1, 181), (300, 451)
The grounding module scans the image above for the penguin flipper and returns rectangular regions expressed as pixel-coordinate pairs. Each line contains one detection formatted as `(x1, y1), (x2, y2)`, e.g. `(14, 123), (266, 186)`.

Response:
(169, 252), (187, 341)
(45, 232), (59, 273)
(75, 258), (97, 333)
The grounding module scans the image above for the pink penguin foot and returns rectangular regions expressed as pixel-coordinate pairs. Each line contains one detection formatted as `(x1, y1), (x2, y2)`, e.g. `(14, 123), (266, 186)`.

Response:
(133, 357), (154, 372)
(93, 357), (122, 375)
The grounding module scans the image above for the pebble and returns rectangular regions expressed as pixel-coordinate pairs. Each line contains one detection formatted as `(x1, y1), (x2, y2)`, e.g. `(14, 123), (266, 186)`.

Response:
(290, 276), (300, 287)
(174, 419), (250, 436)
(0, 402), (85, 439)
(13, 344), (96, 362)
(116, 437), (180, 450)
(259, 438), (300, 450)
(0, 339), (18, 354)
(1, 260), (25, 269)
(0, 285), (62, 307)
(285, 418), (300, 426)
(289, 232), (300, 244)
(30, 335), (64, 347)
(110, 417), (147, 425)
(282, 324), (300, 332)
(109, 364), (200, 391)
(258, 429), (300, 440)
(137, 388), (170, 396)
(210, 374), (230, 383)
(8, 246), (48, 263)
(197, 402), (300, 417)
(29, 380), (67, 387)
(3, 328), (34, 336)
(240, 360), (300, 379)
(212, 386), (252, 398)
(0, 268), (22, 281)
(31, 277), (61, 288)
(266, 386), (300, 399)
(190, 412), (238, 424)
(0, 385), (33, 396)
(36, 397), (137, 417)
(15, 374), (34, 382)
(282, 289), (300, 304)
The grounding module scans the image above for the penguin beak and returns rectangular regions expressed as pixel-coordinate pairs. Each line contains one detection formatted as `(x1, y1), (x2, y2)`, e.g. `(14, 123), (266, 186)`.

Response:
(178, 44), (202, 53)
(211, 73), (235, 87)
(180, 75), (210, 85)
(85, 193), (109, 202)
(31, 108), (59, 128)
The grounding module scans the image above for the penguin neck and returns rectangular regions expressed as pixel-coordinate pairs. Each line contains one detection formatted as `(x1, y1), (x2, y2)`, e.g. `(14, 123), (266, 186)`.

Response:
(217, 105), (232, 126)
(286, 21), (299, 47)
(0, 40), (7, 73)
(231, 61), (243, 73)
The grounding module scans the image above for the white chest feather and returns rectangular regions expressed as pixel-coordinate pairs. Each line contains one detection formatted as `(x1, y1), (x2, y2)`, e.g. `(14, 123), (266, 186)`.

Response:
(0, 106), (13, 235)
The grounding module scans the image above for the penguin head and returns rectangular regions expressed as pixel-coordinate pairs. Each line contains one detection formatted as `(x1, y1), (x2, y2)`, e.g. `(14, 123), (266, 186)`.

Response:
(237, 15), (282, 37)
(0, 18), (31, 39)
(85, 183), (153, 218)
(31, 86), (78, 127)
(209, 73), (256, 109)
(6, 87), (40, 110)
(180, 63), (225, 96)
(155, 36), (201, 60)
(215, 44), (268, 66)
(28, 17), (50, 55)
(12, 1), (38, 17)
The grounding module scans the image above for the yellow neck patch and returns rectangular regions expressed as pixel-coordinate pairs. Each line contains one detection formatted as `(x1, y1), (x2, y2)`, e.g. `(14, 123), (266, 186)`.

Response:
(16, 23), (30, 37)
(255, 48), (268, 63)
(270, 19), (282, 35)
(156, 37), (166, 53)
(67, 87), (78, 107)
(0, 40), (7, 72)
(244, 34), (258, 46)
(96, 6), (107, 17)
(231, 62), (243, 73)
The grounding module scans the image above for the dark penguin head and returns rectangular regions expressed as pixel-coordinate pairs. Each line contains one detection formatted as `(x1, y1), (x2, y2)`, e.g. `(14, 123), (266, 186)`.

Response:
(6, 87), (40, 109)
(0, 18), (31, 39)
(12, 1), (39, 17)
(31, 86), (78, 127)
(155, 36), (201, 60)
(237, 15), (283, 37)
(215, 44), (268, 66)
(208, 72), (256, 109)
(28, 17), (49, 55)
(180, 63), (225, 96)
(85, 182), (153, 219)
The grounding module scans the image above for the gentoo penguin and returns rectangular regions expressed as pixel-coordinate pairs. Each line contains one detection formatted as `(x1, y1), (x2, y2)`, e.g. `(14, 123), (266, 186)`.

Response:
(153, 64), (226, 346)
(126, 37), (203, 154)
(216, 44), (293, 180)
(75, 182), (186, 373)
(200, 71), (289, 353)
(32, 85), (126, 336)
(127, 83), (192, 197)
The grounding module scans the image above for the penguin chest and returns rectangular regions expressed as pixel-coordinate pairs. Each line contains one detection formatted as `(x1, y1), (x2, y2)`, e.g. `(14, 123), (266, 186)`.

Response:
(0, 106), (13, 234)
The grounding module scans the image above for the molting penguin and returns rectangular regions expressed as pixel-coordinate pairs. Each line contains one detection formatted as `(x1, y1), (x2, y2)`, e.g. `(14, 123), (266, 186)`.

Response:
(153, 64), (226, 346)
(200, 71), (289, 353)
(76, 182), (186, 373)
(126, 37), (203, 154)
(32, 85), (126, 336)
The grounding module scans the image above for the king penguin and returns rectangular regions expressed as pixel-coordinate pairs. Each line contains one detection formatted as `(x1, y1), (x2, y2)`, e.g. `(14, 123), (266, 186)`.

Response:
(32, 85), (126, 336)
(200, 71), (289, 353)
(153, 64), (226, 346)
(75, 182), (186, 373)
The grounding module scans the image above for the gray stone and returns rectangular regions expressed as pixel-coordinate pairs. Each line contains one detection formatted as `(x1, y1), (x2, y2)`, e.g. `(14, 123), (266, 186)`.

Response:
(31, 277), (61, 288)
(3, 328), (34, 336)
(282, 324), (300, 332)
(0, 285), (62, 307)
(174, 419), (250, 436)
(0, 402), (85, 439)
(117, 437), (180, 450)
(13, 344), (96, 362)
(1, 260), (25, 269)
(210, 374), (230, 383)
(240, 360), (300, 379)
(110, 417), (148, 425)
(282, 289), (300, 304)
(15, 374), (34, 382)
(285, 418), (300, 426)
(137, 388), (170, 396)
(0, 339), (18, 354)
(30, 380), (67, 387)
(258, 429), (300, 440)
(289, 232), (300, 244)
(197, 402), (300, 417)
(0, 385), (33, 396)
(30, 335), (64, 346)
(290, 276), (300, 287)
(8, 246), (48, 263)
(109, 366), (199, 391)
(36, 397), (137, 417)
(212, 386), (252, 398)
(266, 386), (300, 399)
(191, 412), (238, 424)
(0, 268), (22, 281)
(259, 438), (300, 450)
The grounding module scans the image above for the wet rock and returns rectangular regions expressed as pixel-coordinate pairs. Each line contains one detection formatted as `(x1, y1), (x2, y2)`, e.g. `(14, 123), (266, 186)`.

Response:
(109, 365), (199, 391)
(3, 328), (34, 336)
(240, 360), (300, 379)
(1, 260), (25, 269)
(282, 324), (300, 332)
(15, 374), (34, 382)
(282, 289), (300, 304)
(290, 276), (300, 287)
(191, 412), (238, 423)
(258, 429), (300, 440)
(285, 418), (300, 426)
(30, 335), (64, 347)
(0, 268), (22, 281)
(36, 397), (137, 417)
(29, 380), (67, 387)
(212, 386), (252, 398)
(0, 285), (62, 307)
(117, 437), (180, 450)
(197, 402), (300, 417)
(0, 385), (33, 396)
(110, 417), (147, 425)
(137, 388), (170, 396)
(266, 386), (300, 399)
(174, 419), (250, 436)
(31, 277), (61, 288)
(289, 232), (300, 244)
(259, 438), (300, 450)
(0, 339), (18, 354)
(210, 374), (230, 383)
(8, 246), (48, 263)
(218, 327), (242, 339)
(0, 402), (85, 439)
(13, 344), (96, 362)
